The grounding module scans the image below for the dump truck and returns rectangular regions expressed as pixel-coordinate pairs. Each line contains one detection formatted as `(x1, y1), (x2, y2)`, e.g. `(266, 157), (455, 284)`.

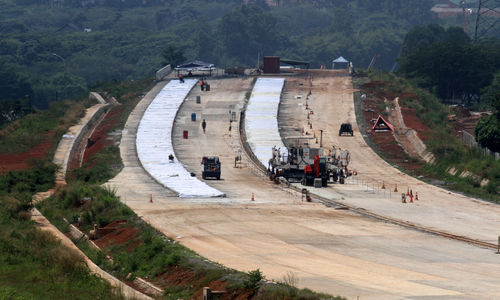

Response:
(201, 156), (221, 180)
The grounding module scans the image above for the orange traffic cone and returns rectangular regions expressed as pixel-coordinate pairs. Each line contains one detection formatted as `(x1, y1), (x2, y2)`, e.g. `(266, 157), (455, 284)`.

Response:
(394, 184), (398, 192)
(406, 187), (410, 196)
(415, 192), (419, 201)
(149, 194), (153, 203)
(381, 182), (385, 189)
(410, 194), (413, 203)
(251, 193), (254, 201)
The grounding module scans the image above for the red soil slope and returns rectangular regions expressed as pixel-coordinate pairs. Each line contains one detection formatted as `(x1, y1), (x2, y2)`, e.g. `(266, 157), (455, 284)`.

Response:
(0, 132), (55, 173)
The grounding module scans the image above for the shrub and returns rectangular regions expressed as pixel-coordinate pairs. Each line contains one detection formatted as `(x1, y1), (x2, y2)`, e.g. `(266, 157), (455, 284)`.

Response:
(244, 269), (264, 289)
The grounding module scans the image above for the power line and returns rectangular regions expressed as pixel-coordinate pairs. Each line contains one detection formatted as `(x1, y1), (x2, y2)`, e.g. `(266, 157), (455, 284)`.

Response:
(474, 0), (500, 41)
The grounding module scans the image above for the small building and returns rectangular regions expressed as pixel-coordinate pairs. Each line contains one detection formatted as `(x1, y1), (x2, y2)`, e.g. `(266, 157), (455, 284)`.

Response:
(372, 115), (394, 132)
(175, 60), (215, 76)
(332, 56), (349, 69)
(263, 56), (280, 74)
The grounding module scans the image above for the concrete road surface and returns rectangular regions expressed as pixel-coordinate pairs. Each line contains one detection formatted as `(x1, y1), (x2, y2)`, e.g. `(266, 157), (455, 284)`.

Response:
(107, 76), (500, 300)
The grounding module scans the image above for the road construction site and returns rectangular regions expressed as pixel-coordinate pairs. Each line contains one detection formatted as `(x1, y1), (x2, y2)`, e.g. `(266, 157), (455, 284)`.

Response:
(107, 71), (500, 300)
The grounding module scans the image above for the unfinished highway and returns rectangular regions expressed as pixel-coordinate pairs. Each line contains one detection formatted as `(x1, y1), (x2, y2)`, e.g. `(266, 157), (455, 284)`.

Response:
(107, 73), (500, 300)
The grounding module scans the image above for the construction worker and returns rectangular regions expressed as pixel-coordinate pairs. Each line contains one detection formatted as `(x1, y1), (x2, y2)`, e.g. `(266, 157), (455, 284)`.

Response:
(200, 79), (204, 91)
(202, 119), (206, 134)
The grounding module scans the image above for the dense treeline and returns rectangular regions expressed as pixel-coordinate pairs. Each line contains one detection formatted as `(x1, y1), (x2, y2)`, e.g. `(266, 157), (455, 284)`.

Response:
(398, 24), (500, 105)
(397, 23), (500, 151)
(0, 0), (441, 118)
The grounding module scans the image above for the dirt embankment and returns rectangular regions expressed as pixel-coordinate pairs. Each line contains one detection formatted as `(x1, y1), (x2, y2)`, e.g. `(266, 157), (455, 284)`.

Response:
(87, 219), (253, 299)
(0, 132), (55, 173)
(67, 104), (123, 172)
(360, 81), (424, 171)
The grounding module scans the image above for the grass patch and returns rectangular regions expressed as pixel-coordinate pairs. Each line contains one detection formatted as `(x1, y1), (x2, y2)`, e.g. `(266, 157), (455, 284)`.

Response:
(0, 159), (58, 197)
(70, 145), (122, 184)
(0, 100), (85, 155)
(0, 166), (121, 299)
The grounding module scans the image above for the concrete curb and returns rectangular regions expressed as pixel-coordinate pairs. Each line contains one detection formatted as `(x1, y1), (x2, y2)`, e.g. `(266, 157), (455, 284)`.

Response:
(392, 97), (435, 164)
(89, 92), (107, 104)
(53, 103), (110, 184)
(33, 100), (152, 299)
(31, 207), (151, 299)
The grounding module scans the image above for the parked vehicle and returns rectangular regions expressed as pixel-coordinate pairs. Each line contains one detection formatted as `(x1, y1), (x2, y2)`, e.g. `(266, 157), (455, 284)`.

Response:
(339, 123), (353, 136)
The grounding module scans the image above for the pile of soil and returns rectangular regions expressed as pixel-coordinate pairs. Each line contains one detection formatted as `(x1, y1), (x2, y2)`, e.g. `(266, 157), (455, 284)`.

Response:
(450, 106), (485, 138)
(93, 220), (140, 250)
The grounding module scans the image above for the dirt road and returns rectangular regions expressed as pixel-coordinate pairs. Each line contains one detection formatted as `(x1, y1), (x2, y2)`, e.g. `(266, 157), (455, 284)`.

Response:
(278, 71), (500, 244)
(107, 76), (500, 300)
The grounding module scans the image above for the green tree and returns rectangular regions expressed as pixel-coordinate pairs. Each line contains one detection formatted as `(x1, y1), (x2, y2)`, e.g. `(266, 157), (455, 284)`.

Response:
(398, 25), (498, 103)
(161, 45), (186, 68)
(0, 64), (33, 100)
(219, 5), (283, 66)
(244, 269), (264, 289)
(481, 71), (500, 105)
(475, 95), (500, 152)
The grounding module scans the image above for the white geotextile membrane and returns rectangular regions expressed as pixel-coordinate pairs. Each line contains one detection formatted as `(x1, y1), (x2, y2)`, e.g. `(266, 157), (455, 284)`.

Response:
(136, 79), (225, 197)
(245, 78), (287, 168)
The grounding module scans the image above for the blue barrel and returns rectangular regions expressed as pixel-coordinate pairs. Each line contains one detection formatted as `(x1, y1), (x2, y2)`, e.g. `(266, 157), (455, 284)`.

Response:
(191, 113), (196, 121)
